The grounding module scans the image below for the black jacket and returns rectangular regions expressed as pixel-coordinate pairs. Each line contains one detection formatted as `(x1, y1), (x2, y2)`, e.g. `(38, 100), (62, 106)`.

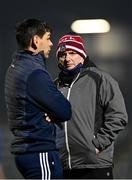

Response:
(5, 50), (71, 154)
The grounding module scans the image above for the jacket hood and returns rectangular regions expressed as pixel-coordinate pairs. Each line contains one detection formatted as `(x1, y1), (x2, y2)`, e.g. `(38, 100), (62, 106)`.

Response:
(83, 56), (96, 68)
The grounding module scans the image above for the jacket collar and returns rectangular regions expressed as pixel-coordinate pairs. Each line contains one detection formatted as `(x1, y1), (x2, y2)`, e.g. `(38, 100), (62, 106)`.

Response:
(13, 50), (46, 67)
(83, 56), (96, 68)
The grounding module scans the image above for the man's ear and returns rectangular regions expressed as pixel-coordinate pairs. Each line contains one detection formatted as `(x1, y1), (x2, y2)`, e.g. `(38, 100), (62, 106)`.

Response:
(80, 57), (84, 64)
(31, 35), (39, 50)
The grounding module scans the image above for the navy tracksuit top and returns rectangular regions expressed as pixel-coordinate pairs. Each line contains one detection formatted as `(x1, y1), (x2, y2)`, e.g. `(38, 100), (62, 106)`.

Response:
(5, 50), (71, 154)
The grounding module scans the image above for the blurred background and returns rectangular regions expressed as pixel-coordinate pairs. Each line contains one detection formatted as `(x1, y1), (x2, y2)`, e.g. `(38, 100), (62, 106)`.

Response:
(0, 0), (132, 178)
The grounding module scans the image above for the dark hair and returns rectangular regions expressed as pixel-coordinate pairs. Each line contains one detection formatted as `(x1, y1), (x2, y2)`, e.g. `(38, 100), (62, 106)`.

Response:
(15, 18), (52, 49)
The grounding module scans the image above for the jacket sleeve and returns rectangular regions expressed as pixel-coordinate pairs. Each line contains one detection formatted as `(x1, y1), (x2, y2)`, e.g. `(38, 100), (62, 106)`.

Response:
(26, 69), (71, 122)
(92, 73), (128, 151)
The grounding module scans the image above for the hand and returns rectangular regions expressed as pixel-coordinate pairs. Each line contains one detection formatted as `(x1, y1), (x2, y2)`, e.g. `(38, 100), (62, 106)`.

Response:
(93, 135), (100, 155)
(44, 113), (51, 122)
(95, 148), (100, 155)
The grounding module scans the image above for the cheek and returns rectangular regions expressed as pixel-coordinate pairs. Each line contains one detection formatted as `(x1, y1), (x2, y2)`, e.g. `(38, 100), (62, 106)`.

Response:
(41, 43), (47, 51)
(37, 41), (43, 49)
(40, 39), (47, 49)
(74, 58), (82, 65)
(59, 59), (65, 65)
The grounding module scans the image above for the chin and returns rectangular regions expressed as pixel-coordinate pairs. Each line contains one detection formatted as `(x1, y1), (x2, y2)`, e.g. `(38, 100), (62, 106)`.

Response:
(67, 67), (74, 70)
(44, 54), (49, 59)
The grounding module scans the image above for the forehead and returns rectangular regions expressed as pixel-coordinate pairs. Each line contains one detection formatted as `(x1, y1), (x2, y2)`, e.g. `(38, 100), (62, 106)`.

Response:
(61, 50), (77, 54)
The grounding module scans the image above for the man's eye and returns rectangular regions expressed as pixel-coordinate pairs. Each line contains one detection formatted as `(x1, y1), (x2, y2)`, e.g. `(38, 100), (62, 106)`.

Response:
(60, 54), (66, 58)
(59, 54), (66, 61)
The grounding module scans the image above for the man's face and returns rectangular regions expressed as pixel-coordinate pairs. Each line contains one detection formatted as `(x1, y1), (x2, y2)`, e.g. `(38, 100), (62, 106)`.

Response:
(34, 32), (53, 58)
(58, 50), (84, 70)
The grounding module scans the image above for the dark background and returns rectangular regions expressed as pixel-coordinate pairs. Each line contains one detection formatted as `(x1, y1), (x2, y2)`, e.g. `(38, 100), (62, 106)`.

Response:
(0, 0), (132, 178)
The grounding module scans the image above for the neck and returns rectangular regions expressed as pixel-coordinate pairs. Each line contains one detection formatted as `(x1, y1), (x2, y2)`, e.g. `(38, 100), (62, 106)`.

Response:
(28, 46), (41, 54)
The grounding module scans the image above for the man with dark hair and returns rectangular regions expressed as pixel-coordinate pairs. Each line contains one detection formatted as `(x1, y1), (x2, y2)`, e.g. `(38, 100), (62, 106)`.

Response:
(55, 33), (128, 179)
(5, 18), (71, 179)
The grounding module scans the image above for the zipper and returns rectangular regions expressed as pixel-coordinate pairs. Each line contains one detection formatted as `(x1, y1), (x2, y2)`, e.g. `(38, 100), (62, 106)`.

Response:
(64, 73), (80, 169)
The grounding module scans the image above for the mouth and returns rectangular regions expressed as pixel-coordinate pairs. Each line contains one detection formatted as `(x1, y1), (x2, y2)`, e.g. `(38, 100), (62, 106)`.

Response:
(66, 63), (74, 67)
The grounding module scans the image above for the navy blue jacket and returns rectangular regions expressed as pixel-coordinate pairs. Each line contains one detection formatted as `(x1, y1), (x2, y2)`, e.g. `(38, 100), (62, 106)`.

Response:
(5, 50), (71, 154)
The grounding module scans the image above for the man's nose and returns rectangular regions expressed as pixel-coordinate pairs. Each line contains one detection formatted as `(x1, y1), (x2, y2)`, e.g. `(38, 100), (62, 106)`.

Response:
(50, 40), (53, 47)
(65, 53), (71, 61)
